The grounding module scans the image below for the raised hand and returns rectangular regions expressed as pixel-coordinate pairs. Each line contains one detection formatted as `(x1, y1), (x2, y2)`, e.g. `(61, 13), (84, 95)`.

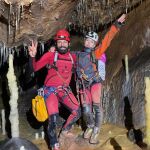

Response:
(28, 40), (38, 57)
(117, 14), (126, 24)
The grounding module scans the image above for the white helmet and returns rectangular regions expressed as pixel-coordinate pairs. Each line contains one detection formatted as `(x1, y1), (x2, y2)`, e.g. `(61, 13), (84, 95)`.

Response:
(85, 31), (99, 43)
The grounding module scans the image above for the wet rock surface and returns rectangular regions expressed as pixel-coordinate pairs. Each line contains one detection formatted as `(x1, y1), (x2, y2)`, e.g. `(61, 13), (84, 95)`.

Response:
(0, 137), (39, 150)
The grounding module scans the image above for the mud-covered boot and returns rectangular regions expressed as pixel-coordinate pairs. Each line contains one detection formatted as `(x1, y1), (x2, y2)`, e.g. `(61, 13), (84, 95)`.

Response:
(89, 127), (100, 144)
(52, 143), (60, 150)
(83, 127), (93, 139)
(61, 130), (77, 139)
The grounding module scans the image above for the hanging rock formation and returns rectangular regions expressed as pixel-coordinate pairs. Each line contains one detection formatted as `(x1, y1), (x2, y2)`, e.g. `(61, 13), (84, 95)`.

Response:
(0, 0), (147, 47)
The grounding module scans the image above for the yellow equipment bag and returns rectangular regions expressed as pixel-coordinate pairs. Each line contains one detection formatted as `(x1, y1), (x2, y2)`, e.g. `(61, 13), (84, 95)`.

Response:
(32, 95), (48, 122)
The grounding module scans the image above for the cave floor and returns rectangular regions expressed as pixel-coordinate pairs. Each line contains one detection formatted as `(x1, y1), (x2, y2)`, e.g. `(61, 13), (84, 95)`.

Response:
(0, 123), (145, 150)
(31, 123), (145, 150)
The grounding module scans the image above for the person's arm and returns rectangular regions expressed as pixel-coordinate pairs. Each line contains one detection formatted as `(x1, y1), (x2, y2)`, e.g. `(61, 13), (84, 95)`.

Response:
(95, 14), (126, 59)
(95, 25), (119, 59)
(28, 40), (53, 71)
(31, 52), (53, 71)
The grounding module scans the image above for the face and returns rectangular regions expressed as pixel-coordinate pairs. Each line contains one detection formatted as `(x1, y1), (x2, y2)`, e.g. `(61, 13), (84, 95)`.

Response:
(57, 40), (69, 49)
(56, 39), (69, 54)
(84, 38), (96, 49)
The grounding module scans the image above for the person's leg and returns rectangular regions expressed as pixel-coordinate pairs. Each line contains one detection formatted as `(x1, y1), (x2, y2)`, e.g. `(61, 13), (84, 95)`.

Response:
(80, 88), (95, 139)
(58, 90), (81, 134)
(90, 83), (103, 144)
(45, 92), (60, 150)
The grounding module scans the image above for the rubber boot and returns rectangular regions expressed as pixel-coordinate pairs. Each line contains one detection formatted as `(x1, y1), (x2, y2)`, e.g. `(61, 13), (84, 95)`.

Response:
(90, 126), (100, 144)
(89, 103), (103, 144)
(83, 127), (93, 139)
(47, 114), (59, 150)
(52, 143), (60, 150)
(82, 104), (94, 139)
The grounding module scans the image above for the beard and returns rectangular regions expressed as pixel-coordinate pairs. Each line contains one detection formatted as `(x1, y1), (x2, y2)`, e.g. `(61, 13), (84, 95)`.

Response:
(57, 46), (68, 54)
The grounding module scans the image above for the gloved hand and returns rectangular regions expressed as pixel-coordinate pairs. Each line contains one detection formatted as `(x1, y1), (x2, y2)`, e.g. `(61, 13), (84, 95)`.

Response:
(114, 14), (126, 28)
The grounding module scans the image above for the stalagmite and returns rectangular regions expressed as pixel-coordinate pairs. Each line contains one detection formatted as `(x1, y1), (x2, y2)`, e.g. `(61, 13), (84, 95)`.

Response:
(20, 146), (25, 150)
(7, 53), (19, 137)
(35, 133), (39, 140)
(41, 131), (44, 139)
(144, 77), (150, 146)
(125, 54), (129, 82)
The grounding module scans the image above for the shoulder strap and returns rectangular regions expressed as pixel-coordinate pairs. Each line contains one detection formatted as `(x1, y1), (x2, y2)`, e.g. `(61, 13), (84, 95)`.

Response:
(46, 51), (58, 70)
(53, 51), (58, 65)
(68, 53), (74, 64)
(90, 51), (97, 63)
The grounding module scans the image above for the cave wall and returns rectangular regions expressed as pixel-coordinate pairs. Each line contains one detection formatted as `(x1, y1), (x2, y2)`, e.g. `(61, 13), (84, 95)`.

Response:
(106, 0), (150, 82)
(0, 23), (7, 44)
(102, 1), (150, 129)
(103, 48), (150, 129)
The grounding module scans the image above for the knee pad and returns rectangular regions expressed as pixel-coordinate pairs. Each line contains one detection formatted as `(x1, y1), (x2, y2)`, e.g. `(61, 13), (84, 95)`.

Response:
(63, 108), (81, 131)
(93, 103), (103, 128)
(82, 104), (94, 128)
(75, 107), (81, 119)
(71, 108), (81, 120)
(48, 114), (59, 128)
(82, 104), (91, 114)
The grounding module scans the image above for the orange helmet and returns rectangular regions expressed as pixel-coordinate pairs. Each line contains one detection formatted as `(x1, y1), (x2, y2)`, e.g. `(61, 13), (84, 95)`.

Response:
(55, 29), (70, 42)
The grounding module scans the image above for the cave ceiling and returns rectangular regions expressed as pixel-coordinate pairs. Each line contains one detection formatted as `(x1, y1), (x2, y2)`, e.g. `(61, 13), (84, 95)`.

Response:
(0, 0), (147, 47)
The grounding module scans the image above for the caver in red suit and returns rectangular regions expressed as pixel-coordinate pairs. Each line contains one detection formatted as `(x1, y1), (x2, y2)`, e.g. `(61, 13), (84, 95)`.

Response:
(28, 29), (81, 150)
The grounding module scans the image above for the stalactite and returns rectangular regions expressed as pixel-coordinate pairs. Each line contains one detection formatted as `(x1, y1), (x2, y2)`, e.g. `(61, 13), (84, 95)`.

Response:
(17, 5), (20, 23)
(125, 0), (128, 14)
(0, 47), (3, 67)
(125, 55), (129, 82)
(5, 47), (9, 64)
(107, 0), (110, 6)
(23, 43), (28, 57)
(40, 42), (44, 54)
(109, 8), (113, 23)
(40, 0), (43, 7)
(102, 0), (106, 7)
(16, 47), (19, 57)
(8, 3), (12, 35)
(3, 47), (6, 64)
(15, 13), (18, 31)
